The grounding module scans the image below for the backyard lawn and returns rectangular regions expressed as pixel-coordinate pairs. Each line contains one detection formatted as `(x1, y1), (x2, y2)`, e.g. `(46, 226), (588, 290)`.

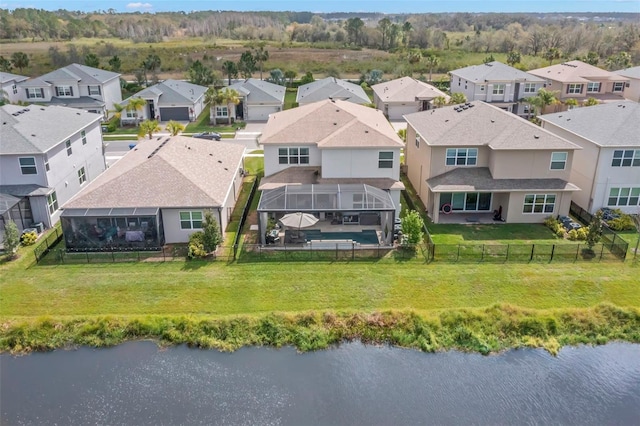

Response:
(428, 223), (566, 245)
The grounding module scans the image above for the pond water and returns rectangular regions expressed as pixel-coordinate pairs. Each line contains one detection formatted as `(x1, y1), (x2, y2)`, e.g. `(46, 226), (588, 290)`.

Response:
(2, 342), (639, 425)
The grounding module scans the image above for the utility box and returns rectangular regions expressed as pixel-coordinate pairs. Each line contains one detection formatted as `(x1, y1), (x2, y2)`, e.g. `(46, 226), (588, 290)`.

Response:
(33, 222), (45, 234)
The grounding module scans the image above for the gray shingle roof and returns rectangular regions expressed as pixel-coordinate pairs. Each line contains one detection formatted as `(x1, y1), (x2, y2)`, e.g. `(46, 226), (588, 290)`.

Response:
(125, 79), (206, 106)
(18, 77), (51, 88)
(0, 72), (28, 84)
(296, 77), (370, 104)
(449, 61), (545, 83)
(39, 63), (120, 84)
(0, 184), (51, 197)
(404, 101), (580, 150)
(614, 66), (640, 80)
(49, 96), (105, 108)
(0, 105), (103, 155)
(540, 101), (640, 148)
(427, 167), (579, 192)
(63, 136), (245, 210)
(228, 78), (285, 104)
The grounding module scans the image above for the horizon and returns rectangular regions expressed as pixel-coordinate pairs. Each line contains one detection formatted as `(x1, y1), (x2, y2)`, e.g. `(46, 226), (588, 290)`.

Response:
(2, 0), (640, 14)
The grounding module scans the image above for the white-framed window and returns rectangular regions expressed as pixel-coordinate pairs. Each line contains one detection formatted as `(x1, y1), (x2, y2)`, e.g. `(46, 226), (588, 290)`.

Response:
(612, 82), (625, 93)
(415, 136), (420, 148)
(608, 187), (640, 207)
(492, 84), (505, 95)
(12, 84), (17, 94)
(26, 88), (44, 99)
(567, 84), (583, 94)
(523, 194), (556, 214)
(19, 157), (37, 175)
(446, 148), (478, 166)
(550, 152), (567, 170)
(378, 151), (394, 168)
(65, 140), (72, 156)
(78, 167), (86, 184)
(612, 150), (640, 167)
(523, 83), (537, 93)
(180, 211), (203, 230)
(215, 106), (228, 117)
(586, 82), (601, 93)
(440, 192), (492, 211)
(47, 191), (59, 214)
(125, 110), (137, 119)
(479, 84), (485, 91)
(278, 147), (310, 165)
(55, 85), (73, 97)
(88, 85), (101, 96)
(44, 156), (50, 172)
(81, 130), (87, 145)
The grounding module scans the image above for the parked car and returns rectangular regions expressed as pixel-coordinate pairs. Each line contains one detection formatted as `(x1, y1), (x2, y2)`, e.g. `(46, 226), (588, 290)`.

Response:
(192, 132), (221, 141)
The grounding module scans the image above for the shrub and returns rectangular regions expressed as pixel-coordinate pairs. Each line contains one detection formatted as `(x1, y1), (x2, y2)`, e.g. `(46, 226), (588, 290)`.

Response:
(201, 211), (222, 252)
(567, 229), (578, 241)
(187, 231), (207, 259)
(20, 231), (37, 246)
(3, 221), (20, 258)
(607, 214), (635, 231)
(576, 228), (588, 241)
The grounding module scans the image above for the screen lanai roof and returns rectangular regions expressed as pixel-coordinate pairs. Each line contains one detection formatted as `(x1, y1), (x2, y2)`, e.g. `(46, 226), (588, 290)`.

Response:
(258, 184), (396, 212)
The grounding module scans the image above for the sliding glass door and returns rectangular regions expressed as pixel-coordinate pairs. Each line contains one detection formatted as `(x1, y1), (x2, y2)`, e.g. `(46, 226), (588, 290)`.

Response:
(440, 192), (492, 212)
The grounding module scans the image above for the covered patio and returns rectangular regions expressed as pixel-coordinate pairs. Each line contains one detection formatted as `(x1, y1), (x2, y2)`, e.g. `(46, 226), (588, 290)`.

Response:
(257, 184), (398, 246)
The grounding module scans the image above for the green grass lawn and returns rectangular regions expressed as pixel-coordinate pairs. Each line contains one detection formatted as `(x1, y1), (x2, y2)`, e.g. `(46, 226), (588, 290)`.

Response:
(284, 89), (297, 110)
(184, 105), (246, 133)
(428, 223), (566, 245)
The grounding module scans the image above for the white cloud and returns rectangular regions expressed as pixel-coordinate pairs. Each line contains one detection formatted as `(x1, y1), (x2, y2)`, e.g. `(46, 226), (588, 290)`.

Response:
(126, 2), (153, 10)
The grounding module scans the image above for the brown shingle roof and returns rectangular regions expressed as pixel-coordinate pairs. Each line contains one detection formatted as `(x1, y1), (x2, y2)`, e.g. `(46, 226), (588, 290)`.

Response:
(372, 77), (450, 102)
(260, 99), (403, 148)
(528, 60), (629, 84)
(64, 136), (245, 209)
(258, 166), (404, 191)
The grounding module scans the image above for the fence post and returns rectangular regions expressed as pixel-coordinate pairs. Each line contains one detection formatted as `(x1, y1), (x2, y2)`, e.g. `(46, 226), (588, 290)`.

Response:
(34, 250), (39, 263)
(112, 248), (115, 262)
(352, 242), (355, 260)
(575, 244), (580, 262)
(550, 244), (555, 262)
(599, 243), (605, 261)
(456, 244), (460, 262)
(530, 244), (535, 262)
(506, 244), (510, 262)
(86, 251), (90, 263)
(481, 244), (485, 262)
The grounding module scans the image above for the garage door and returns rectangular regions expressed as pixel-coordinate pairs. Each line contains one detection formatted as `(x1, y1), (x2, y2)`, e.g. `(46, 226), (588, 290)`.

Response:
(388, 105), (418, 121)
(247, 105), (280, 121)
(159, 107), (189, 121)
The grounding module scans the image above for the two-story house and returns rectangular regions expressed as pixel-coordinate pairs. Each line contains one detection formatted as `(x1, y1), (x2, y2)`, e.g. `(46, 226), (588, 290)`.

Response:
(528, 60), (629, 110)
(540, 101), (640, 214)
(448, 61), (546, 117)
(0, 71), (28, 104)
(404, 101), (581, 223)
(120, 79), (206, 124)
(614, 66), (640, 103)
(0, 105), (105, 235)
(256, 99), (404, 245)
(17, 63), (122, 117)
(296, 77), (370, 106)
(371, 76), (449, 120)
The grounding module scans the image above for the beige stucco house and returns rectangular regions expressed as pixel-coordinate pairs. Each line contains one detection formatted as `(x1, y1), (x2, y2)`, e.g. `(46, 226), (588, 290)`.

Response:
(404, 101), (581, 224)
(371, 77), (449, 120)
(614, 66), (640, 103)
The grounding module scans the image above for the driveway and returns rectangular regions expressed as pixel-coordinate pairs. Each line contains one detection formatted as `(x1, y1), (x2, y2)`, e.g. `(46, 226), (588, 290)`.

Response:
(235, 121), (266, 150)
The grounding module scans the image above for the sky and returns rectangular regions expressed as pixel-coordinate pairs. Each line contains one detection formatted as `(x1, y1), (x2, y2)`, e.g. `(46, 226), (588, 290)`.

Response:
(2, 0), (640, 14)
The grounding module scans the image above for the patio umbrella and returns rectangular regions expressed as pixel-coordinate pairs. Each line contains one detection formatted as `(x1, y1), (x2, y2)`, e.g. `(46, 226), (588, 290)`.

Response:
(279, 212), (319, 231)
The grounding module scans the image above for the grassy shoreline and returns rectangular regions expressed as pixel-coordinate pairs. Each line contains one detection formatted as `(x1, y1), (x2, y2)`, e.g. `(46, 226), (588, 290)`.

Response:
(1, 304), (639, 355)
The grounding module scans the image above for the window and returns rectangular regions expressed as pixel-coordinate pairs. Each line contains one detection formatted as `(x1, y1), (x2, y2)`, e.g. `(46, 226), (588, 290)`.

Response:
(19, 157), (37, 175)
(44, 157), (50, 172)
(78, 167), (86, 185)
(125, 110), (137, 119)
(415, 136), (420, 148)
(586, 82), (601, 93)
(550, 152), (567, 170)
(612, 82), (625, 92)
(180, 211), (203, 229)
(26, 88), (44, 99)
(446, 148), (478, 166)
(479, 85), (485, 91)
(612, 150), (640, 167)
(215, 106), (228, 117)
(12, 84), (17, 94)
(523, 83), (537, 93)
(65, 140), (72, 156)
(492, 84), (505, 95)
(440, 192), (492, 211)
(378, 151), (394, 168)
(567, 84), (583, 94)
(47, 192), (59, 214)
(55, 86), (73, 97)
(523, 194), (556, 214)
(81, 130), (87, 145)
(608, 187), (640, 207)
(278, 147), (310, 165)
(88, 85), (101, 96)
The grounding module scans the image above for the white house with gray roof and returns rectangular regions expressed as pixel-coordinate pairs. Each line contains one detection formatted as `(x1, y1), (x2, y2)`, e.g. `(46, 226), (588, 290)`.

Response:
(1, 71), (29, 104)
(16, 63), (122, 117)
(226, 78), (285, 122)
(296, 77), (370, 106)
(60, 136), (245, 250)
(120, 79), (206, 124)
(372, 77), (450, 120)
(404, 101), (581, 224)
(614, 66), (640, 103)
(449, 61), (546, 118)
(540, 101), (640, 214)
(0, 104), (105, 235)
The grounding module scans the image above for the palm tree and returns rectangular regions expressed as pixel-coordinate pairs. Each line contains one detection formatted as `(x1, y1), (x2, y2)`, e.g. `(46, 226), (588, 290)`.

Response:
(284, 70), (297, 87)
(204, 86), (225, 125)
(138, 119), (161, 139)
(544, 48), (561, 66)
(221, 88), (241, 125)
(407, 50), (422, 77)
(126, 97), (147, 126)
(222, 60), (238, 86)
(448, 92), (467, 105)
(424, 54), (440, 82)
(252, 46), (269, 80)
(11, 52), (29, 73)
(165, 120), (185, 136)
(526, 88), (558, 116)
(433, 96), (447, 108)
(110, 102), (125, 124)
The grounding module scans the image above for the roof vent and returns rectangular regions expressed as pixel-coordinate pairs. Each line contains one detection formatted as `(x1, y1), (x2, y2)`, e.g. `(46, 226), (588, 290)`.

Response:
(534, 135), (540, 139)
(209, 153), (213, 156)
(490, 119), (495, 123)
(218, 160), (222, 163)
(224, 167), (228, 171)
(364, 130), (369, 133)
(445, 119), (449, 122)
(32, 134), (36, 136)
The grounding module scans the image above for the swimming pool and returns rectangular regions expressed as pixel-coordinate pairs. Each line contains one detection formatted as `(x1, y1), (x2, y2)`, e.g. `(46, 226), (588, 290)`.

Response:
(303, 229), (380, 245)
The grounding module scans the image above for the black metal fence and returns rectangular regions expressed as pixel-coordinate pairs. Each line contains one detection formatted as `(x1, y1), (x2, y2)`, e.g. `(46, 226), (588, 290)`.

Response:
(569, 201), (593, 224)
(232, 177), (259, 260)
(569, 201), (629, 260)
(401, 189), (434, 245)
(33, 225), (63, 262)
